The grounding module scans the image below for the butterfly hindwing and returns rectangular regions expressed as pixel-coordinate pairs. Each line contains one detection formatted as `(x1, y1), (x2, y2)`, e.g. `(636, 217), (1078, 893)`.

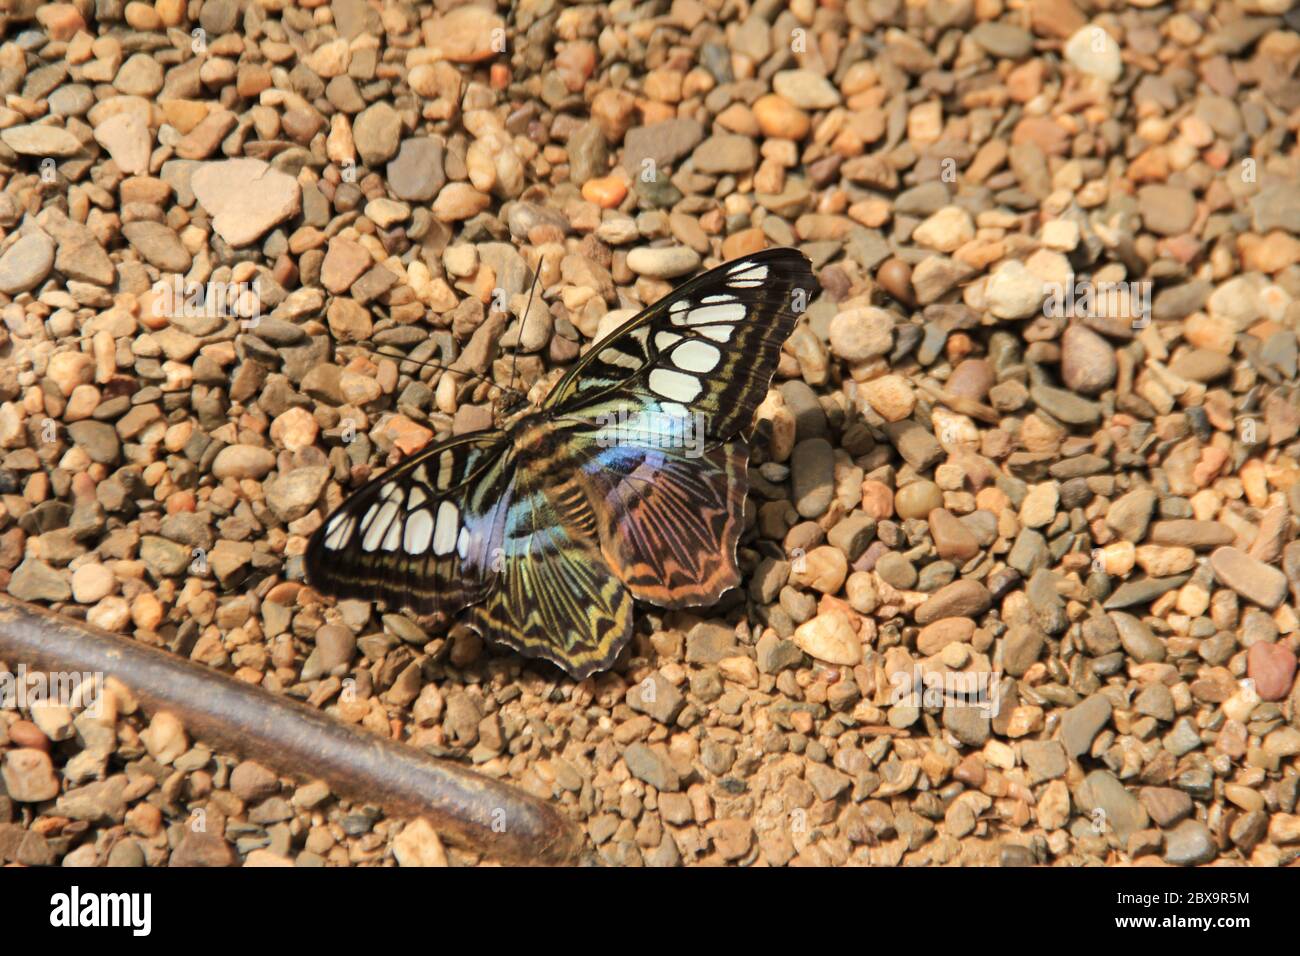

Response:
(468, 462), (633, 679)
(548, 249), (818, 608)
(579, 436), (750, 608)
(305, 431), (514, 621)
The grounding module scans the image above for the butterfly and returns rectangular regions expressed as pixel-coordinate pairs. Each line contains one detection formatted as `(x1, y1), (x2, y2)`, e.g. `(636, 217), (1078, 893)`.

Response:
(305, 248), (819, 679)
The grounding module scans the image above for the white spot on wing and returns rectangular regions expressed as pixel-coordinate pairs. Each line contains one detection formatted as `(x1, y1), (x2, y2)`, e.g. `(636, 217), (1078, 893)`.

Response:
(600, 346), (642, 369)
(433, 500), (459, 556)
(648, 368), (702, 402)
(694, 324), (735, 343)
(728, 263), (767, 282)
(362, 502), (397, 551)
(404, 509), (434, 552)
(381, 517), (403, 551)
(323, 514), (348, 550)
(672, 339), (721, 373)
(660, 400), (690, 420)
(655, 331), (683, 351)
(456, 525), (470, 560)
(682, 302), (745, 326)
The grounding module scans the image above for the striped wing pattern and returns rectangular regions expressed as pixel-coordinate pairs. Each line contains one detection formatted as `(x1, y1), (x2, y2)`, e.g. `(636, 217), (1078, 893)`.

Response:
(306, 249), (818, 679)
(582, 439), (751, 608)
(468, 458), (633, 678)
(305, 433), (514, 623)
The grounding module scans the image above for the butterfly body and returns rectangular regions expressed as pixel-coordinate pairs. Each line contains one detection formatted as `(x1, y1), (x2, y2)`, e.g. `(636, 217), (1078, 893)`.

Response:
(306, 249), (819, 679)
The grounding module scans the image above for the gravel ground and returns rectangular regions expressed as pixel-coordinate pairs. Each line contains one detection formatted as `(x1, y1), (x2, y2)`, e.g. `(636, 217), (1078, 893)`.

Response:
(2, 0), (1300, 867)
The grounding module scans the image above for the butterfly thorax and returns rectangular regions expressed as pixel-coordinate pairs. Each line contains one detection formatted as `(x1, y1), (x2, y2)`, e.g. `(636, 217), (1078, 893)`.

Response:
(507, 409), (564, 460)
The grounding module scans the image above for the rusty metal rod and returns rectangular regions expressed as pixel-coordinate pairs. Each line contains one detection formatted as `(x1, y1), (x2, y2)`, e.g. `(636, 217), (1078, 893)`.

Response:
(0, 596), (582, 865)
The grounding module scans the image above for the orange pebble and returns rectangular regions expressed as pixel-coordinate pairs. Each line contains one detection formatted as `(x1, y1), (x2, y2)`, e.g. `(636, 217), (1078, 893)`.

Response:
(166, 490), (197, 514)
(581, 175), (628, 209)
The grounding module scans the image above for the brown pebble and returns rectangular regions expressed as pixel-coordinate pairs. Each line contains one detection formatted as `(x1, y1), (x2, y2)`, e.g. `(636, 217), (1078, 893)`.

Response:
(876, 257), (914, 307)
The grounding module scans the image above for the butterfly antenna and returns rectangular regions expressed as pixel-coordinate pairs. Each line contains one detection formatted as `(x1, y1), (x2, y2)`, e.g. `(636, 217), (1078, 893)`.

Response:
(355, 304), (523, 402)
(363, 346), (519, 395)
(506, 264), (542, 403)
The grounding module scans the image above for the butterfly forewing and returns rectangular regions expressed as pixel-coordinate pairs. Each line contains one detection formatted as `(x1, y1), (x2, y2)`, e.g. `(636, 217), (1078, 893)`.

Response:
(544, 248), (817, 440)
(468, 463), (633, 679)
(305, 431), (514, 620)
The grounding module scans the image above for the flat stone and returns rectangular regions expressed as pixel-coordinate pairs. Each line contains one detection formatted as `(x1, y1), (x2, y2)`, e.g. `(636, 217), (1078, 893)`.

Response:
(8, 559), (71, 602)
(1147, 520), (1233, 549)
(1064, 25), (1122, 83)
(386, 137), (445, 201)
(1, 124), (83, 157)
(943, 702), (990, 747)
(985, 260), (1044, 319)
(0, 232), (55, 295)
(1, 748), (60, 802)
(1060, 693), (1112, 757)
(211, 444), (276, 480)
(791, 438), (834, 518)
(1138, 184), (1196, 236)
(353, 102), (402, 165)
(1106, 487), (1157, 543)
(1003, 624), (1045, 677)
(971, 22), (1035, 58)
(928, 509), (979, 562)
(1109, 612), (1166, 663)
(627, 673), (686, 724)
(1210, 548), (1288, 609)
(1134, 683), (1175, 722)
(917, 617), (976, 656)
(1020, 740), (1068, 781)
(1030, 384), (1101, 424)
(92, 111), (151, 175)
(1169, 348), (1233, 382)
(793, 610), (862, 665)
(756, 632), (804, 673)
(121, 221), (191, 272)
(1247, 642), (1297, 701)
(1060, 324), (1116, 394)
(829, 307), (893, 361)
(1163, 819), (1216, 865)
(915, 579), (991, 625)
(1140, 787), (1193, 828)
(623, 118), (704, 175)
(1103, 574), (1191, 610)
(625, 245), (700, 279)
(691, 134), (757, 174)
(884, 420), (944, 471)
(772, 70), (841, 109)
(192, 158), (302, 248)
(623, 743), (680, 791)
(1078, 770), (1147, 842)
